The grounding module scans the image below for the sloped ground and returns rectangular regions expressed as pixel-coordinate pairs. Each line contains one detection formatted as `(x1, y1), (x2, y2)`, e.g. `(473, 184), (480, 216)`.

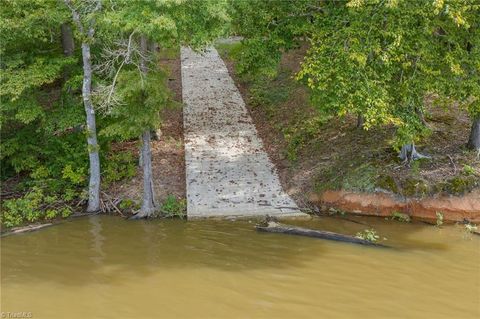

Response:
(110, 48), (185, 205)
(217, 42), (480, 209)
(181, 47), (302, 217)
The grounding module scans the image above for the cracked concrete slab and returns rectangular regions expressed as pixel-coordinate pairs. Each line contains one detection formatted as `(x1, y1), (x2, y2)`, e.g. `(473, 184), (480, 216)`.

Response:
(181, 47), (306, 218)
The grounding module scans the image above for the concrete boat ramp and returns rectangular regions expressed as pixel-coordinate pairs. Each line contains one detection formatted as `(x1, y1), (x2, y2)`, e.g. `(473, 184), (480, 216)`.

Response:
(181, 46), (305, 219)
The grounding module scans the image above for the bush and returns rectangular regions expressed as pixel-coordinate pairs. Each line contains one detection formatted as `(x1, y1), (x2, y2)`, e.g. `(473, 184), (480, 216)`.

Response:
(1, 187), (73, 228)
(355, 229), (380, 243)
(102, 151), (137, 186)
(160, 195), (186, 219)
(391, 211), (411, 223)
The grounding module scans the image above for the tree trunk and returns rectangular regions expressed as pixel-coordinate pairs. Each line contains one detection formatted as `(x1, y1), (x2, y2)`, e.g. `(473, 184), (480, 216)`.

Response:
(61, 23), (75, 56)
(356, 114), (364, 129)
(81, 42), (101, 212)
(139, 130), (156, 216)
(467, 117), (480, 151)
(148, 41), (159, 53)
(132, 35), (156, 219)
(398, 143), (430, 162)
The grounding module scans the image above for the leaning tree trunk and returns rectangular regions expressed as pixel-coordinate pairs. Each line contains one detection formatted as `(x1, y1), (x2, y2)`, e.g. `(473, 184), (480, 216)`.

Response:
(81, 42), (101, 213)
(467, 117), (480, 151)
(133, 35), (156, 218)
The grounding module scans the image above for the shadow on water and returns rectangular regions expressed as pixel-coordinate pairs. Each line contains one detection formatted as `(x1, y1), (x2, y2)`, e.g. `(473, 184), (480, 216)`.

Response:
(1, 215), (326, 286)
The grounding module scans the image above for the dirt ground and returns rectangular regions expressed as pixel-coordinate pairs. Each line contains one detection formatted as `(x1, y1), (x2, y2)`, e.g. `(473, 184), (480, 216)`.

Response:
(219, 44), (480, 208)
(110, 49), (186, 204)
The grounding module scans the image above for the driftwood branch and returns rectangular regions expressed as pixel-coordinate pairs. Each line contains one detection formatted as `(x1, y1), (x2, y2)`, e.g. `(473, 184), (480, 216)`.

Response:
(256, 221), (388, 247)
(100, 191), (125, 217)
(1, 223), (55, 237)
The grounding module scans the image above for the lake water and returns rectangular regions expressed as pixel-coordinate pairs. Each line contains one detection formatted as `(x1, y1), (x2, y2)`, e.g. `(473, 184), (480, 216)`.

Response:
(1, 215), (479, 318)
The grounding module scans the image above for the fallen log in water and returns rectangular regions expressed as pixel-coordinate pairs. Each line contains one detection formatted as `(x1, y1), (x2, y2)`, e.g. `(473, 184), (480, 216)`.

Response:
(1, 223), (56, 237)
(255, 221), (388, 247)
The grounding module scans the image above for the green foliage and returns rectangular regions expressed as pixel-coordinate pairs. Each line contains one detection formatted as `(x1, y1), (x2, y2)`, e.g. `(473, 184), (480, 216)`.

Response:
(1, 187), (73, 228)
(62, 164), (86, 185)
(240, 67), (329, 162)
(316, 162), (378, 193)
(215, 42), (243, 62)
(376, 175), (399, 193)
(103, 0), (230, 50)
(462, 164), (477, 176)
(355, 229), (380, 242)
(464, 223), (478, 233)
(0, 0), (91, 199)
(249, 77), (292, 109)
(283, 115), (328, 161)
(102, 151), (137, 186)
(100, 69), (171, 140)
(444, 175), (479, 194)
(160, 195), (187, 219)
(230, 0), (316, 77)
(436, 212), (444, 226)
(410, 160), (422, 176)
(119, 198), (136, 210)
(391, 211), (411, 223)
(297, 0), (480, 147)
(403, 178), (430, 197)
(342, 163), (378, 193)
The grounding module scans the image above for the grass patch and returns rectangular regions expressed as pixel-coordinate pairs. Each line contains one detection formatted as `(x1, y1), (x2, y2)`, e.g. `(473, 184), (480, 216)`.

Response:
(160, 195), (186, 219)
(157, 46), (180, 60)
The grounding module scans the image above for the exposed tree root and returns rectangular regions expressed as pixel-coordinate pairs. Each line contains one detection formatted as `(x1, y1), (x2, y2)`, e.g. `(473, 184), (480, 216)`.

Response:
(129, 209), (155, 220)
(399, 143), (431, 163)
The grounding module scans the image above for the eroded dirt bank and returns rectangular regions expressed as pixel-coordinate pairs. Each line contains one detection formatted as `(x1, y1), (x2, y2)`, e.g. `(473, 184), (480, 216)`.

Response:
(310, 190), (480, 223)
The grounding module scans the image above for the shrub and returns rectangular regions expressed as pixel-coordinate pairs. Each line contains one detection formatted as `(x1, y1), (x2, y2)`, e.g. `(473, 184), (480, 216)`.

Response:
(355, 229), (380, 243)
(436, 212), (444, 227)
(391, 211), (411, 223)
(1, 187), (73, 228)
(102, 151), (137, 186)
(160, 195), (186, 219)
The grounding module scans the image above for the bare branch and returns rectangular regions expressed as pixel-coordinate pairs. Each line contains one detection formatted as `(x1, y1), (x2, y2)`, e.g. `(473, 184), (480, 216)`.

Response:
(93, 31), (153, 112)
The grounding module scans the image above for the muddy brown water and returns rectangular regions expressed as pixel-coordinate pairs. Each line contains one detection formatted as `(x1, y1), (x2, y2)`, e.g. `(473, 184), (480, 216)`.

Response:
(1, 215), (479, 319)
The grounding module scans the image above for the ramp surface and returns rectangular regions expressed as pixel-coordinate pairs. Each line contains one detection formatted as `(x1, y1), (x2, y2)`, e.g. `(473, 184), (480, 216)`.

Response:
(181, 47), (304, 218)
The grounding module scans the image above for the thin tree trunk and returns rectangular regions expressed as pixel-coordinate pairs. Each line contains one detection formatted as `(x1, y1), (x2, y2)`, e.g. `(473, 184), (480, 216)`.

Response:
(149, 41), (159, 53)
(61, 23), (74, 56)
(82, 42), (101, 212)
(467, 116), (480, 151)
(356, 114), (364, 129)
(139, 130), (156, 216)
(134, 35), (156, 218)
(65, 0), (102, 213)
